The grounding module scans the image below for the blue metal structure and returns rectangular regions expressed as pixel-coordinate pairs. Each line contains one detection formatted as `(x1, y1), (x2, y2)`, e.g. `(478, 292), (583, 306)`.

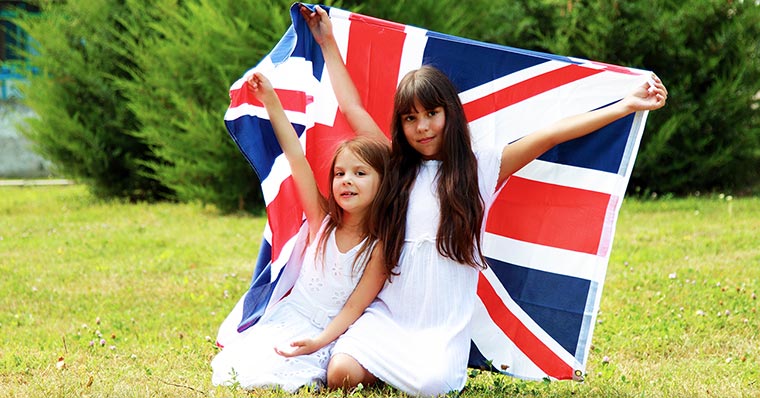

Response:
(1, 2), (38, 100)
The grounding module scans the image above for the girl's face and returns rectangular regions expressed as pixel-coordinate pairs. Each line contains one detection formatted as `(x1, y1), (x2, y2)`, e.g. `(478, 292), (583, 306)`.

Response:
(331, 149), (381, 216)
(401, 99), (446, 160)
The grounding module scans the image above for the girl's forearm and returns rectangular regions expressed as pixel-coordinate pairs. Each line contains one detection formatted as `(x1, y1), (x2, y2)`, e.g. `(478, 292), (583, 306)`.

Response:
(263, 97), (305, 160)
(544, 100), (633, 147)
(318, 38), (387, 141)
(498, 100), (635, 184)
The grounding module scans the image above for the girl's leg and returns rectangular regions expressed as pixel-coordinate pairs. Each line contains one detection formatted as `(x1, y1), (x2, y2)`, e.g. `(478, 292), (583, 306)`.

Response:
(327, 353), (377, 390)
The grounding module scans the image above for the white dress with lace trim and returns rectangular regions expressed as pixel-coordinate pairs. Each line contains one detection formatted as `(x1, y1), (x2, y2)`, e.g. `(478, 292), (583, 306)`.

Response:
(211, 218), (369, 392)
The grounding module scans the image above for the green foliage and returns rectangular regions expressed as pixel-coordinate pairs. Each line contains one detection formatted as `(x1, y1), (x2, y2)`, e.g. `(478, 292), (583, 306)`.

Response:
(12, 0), (169, 201)
(514, 0), (760, 195)
(114, 0), (296, 212)
(9, 0), (760, 209)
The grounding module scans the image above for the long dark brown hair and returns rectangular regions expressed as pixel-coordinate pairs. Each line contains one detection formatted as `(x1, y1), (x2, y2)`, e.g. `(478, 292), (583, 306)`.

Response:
(371, 65), (487, 277)
(316, 136), (390, 272)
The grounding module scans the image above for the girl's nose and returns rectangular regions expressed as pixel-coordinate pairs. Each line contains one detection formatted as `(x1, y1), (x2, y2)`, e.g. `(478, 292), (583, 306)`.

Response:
(417, 118), (428, 133)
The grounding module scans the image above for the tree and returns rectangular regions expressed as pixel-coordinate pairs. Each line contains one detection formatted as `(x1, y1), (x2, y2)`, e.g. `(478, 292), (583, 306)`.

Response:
(13, 0), (168, 200)
(115, 0), (294, 212)
(505, 0), (760, 194)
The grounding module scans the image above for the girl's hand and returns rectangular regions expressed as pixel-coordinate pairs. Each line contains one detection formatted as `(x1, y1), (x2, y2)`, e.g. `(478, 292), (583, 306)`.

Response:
(274, 338), (323, 358)
(621, 74), (668, 112)
(299, 4), (333, 46)
(247, 72), (275, 104)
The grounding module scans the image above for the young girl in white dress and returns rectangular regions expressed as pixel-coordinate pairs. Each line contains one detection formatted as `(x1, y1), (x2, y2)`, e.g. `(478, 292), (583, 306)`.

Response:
(210, 71), (389, 392)
(301, 4), (668, 396)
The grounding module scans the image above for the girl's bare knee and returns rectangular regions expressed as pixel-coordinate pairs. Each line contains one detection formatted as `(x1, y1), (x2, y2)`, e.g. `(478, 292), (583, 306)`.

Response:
(327, 354), (375, 390)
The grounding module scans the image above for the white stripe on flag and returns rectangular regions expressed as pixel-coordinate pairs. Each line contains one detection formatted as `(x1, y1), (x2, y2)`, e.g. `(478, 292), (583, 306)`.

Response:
(483, 232), (608, 283)
(398, 26), (428, 83)
(513, 159), (623, 195)
(459, 60), (567, 104)
(469, 68), (644, 151)
(471, 296), (549, 380)
(261, 153), (293, 205)
(225, 104), (309, 128)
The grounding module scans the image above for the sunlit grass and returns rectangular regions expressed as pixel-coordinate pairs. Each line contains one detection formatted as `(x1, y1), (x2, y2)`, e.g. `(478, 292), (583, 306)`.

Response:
(1, 186), (757, 397)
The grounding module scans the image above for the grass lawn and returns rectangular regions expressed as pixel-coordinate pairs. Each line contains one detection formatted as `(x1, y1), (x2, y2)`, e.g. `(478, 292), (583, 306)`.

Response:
(1, 185), (758, 397)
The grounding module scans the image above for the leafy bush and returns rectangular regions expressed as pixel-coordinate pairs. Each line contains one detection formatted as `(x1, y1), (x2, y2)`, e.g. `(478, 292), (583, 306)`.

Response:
(476, 0), (760, 195)
(12, 0), (760, 207)
(114, 0), (302, 212)
(13, 0), (168, 200)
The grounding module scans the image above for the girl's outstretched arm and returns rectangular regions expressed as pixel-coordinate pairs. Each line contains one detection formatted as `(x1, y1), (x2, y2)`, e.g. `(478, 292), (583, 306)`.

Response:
(275, 243), (387, 358)
(248, 72), (325, 240)
(497, 75), (668, 187)
(300, 4), (387, 143)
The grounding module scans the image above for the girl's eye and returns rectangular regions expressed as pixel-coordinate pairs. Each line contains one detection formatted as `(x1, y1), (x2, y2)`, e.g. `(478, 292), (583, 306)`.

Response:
(427, 110), (437, 117)
(357, 171), (366, 176)
(335, 171), (344, 176)
(403, 115), (415, 122)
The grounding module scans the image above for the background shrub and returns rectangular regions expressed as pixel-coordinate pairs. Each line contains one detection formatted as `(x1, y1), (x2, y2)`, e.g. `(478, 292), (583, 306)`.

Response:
(10, 0), (760, 209)
(474, 0), (760, 195)
(115, 0), (296, 212)
(14, 0), (168, 200)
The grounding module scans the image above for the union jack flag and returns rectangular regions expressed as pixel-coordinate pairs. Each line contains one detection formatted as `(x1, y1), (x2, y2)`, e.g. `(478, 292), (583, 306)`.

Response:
(217, 3), (652, 381)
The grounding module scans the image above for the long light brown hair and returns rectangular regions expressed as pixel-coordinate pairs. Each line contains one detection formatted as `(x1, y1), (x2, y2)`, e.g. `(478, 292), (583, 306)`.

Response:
(316, 136), (390, 272)
(371, 65), (487, 277)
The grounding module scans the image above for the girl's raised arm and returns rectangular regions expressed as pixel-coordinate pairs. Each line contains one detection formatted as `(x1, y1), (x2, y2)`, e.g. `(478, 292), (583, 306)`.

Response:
(497, 76), (668, 187)
(300, 4), (388, 144)
(248, 72), (325, 240)
(275, 243), (388, 357)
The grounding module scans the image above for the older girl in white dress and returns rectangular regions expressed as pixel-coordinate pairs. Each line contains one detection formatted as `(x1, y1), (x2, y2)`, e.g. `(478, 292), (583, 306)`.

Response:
(302, 4), (668, 396)
(210, 71), (389, 392)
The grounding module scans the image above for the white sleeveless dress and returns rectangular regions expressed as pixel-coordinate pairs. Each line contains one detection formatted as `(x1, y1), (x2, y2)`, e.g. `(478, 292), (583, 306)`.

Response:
(211, 219), (369, 392)
(332, 150), (501, 397)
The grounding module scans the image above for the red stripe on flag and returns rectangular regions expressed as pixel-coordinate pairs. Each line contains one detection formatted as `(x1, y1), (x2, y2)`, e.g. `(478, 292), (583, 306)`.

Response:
(305, 121), (356, 198)
(486, 176), (610, 255)
(266, 176), (304, 262)
(477, 273), (575, 379)
(463, 64), (603, 122)
(588, 61), (642, 76)
(229, 86), (314, 113)
(303, 12), (407, 198)
(345, 12), (405, 139)
(348, 12), (406, 32)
